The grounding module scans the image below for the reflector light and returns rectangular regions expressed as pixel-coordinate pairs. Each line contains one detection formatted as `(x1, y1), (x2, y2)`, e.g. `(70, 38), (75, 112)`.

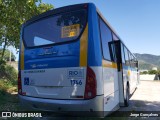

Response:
(84, 66), (97, 99)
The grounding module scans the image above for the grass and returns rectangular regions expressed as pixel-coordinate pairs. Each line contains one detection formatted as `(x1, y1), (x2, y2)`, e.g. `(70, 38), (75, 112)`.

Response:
(0, 79), (21, 111)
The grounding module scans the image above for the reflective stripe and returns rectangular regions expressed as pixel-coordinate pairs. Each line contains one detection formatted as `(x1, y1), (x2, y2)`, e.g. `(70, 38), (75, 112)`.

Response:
(21, 42), (24, 70)
(102, 60), (117, 68)
(80, 24), (88, 66)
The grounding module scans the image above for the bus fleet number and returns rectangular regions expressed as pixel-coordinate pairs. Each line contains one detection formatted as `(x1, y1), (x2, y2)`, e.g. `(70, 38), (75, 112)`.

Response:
(70, 80), (82, 86)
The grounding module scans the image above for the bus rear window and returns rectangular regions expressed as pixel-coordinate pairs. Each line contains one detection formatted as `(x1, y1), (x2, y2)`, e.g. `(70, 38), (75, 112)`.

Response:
(23, 9), (87, 47)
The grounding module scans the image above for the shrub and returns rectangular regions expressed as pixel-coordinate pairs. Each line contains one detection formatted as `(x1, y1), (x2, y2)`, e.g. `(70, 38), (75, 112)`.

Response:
(148, 70), (157, 75)
(141, 71), (148, 74)
(5, 65), (17, 82)
(0, 60), (17, 82)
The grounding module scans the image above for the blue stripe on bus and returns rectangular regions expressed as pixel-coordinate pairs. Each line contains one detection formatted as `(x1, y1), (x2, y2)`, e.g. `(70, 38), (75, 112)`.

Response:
(88, 3), (102, 66)
(24, 41), (80, 70)
(24, 56), (79, 69)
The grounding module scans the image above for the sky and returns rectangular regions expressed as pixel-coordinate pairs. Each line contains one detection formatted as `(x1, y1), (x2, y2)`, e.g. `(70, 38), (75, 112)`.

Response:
(13, 0), (160, 60)
(42, 0), (160, 55)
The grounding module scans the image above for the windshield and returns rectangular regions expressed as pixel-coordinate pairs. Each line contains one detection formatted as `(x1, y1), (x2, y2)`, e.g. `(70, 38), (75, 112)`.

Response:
(23, 9), (87, 47)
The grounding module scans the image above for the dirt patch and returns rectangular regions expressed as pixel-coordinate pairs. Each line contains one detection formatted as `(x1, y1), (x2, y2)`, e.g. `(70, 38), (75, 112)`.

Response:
(120, 81), (160, 111)
(113, 81), (160, 120)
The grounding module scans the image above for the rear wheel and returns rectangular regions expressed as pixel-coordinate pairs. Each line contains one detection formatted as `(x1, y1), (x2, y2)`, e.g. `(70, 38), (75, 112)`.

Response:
(124, 86), (129, 107)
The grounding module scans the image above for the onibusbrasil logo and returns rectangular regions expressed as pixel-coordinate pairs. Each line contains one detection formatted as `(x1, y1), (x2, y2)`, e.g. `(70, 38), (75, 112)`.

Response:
(1, 112), (42, 118)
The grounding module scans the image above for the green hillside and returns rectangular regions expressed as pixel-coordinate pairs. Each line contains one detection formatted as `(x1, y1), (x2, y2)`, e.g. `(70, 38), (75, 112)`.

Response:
(134, 53), (160, 70)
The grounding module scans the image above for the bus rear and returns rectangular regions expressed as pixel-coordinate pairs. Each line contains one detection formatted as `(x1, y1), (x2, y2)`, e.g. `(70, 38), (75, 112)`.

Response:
(18, 3), (103, 113)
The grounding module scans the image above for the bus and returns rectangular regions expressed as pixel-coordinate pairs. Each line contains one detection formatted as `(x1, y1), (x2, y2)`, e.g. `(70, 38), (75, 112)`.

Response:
(18, 3), (139, 117)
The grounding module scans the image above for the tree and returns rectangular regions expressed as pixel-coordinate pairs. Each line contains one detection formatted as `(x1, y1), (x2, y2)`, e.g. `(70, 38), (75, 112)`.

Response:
(0, 49), (16, 61)
(148, 70), (157, 75)
(0, 0), (53, 60)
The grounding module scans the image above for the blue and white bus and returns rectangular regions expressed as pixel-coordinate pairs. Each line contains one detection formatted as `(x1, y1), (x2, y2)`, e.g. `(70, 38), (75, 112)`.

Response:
(18, 3), (139, 116)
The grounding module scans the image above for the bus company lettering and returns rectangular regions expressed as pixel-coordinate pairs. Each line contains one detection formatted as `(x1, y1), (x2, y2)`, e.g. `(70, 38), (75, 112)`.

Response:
(67, 69), (84, 78)
(24, 70), (45, 73)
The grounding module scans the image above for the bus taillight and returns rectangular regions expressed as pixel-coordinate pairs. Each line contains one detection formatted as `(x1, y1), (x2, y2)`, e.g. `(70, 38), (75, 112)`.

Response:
(84, 67), (97, 99)
(18, 71), (22, 95)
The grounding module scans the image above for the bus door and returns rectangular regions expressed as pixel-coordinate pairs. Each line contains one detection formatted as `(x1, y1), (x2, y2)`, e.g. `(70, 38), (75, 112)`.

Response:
(119, 42), (130, 106)
(113, 40), (127, 106)
(102, 41), (120, 111)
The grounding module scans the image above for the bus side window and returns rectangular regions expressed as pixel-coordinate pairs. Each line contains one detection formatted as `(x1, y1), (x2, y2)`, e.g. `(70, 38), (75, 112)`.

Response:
(99, 17), (115, 62)
(130, 54), (134, 68)
(124, 47), (130, 66)
(111, 42), (117, 62)
(128, 52), (132, 67)
(108, 41), (117, 62)
(132, 55), (135, 68)
(134, 59), (138, 68)
(121, 44), (125, 64)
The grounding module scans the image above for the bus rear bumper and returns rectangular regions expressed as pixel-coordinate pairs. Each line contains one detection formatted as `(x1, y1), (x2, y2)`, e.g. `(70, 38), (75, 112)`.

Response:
(19, 95), (104, 116)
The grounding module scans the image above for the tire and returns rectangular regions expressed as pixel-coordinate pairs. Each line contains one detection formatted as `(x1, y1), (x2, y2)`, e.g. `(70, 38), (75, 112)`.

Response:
(124, 86), (130, 107)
